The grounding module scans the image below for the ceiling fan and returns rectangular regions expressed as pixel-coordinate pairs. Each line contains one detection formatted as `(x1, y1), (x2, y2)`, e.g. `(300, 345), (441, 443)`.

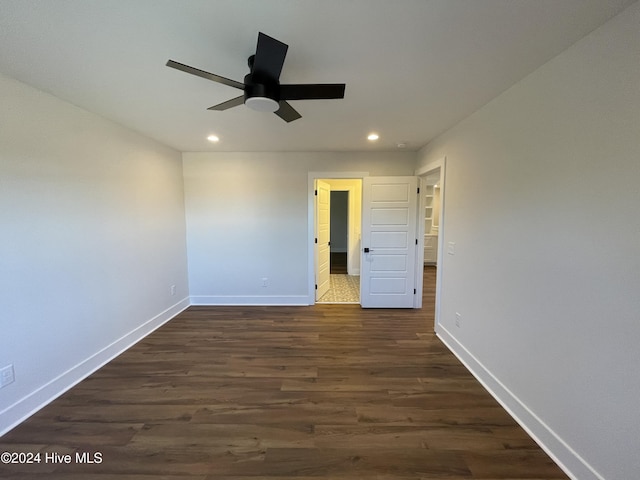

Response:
(166, 32), (346, 122)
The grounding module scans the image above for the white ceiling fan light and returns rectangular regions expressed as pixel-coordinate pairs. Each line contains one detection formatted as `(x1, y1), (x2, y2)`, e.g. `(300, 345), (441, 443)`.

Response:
(245, 96), (279, 113)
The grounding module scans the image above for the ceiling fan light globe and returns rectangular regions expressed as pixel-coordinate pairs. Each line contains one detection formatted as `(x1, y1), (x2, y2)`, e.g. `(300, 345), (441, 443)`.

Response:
(245, 96), (279, 113)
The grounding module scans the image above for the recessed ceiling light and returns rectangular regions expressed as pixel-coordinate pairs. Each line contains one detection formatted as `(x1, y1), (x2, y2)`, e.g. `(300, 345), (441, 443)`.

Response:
(207, 135), (219, 143)
(367, 133), (379, 141)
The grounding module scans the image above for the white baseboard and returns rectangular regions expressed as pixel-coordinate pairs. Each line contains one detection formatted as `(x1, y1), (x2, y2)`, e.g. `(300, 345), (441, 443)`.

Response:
(0, 297), (190, 437)
(190, 295), (310, 306)
(435, 324), (604, 480)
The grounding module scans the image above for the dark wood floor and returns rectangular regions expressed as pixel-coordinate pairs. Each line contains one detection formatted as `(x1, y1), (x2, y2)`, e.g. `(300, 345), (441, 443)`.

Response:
(330, 252), (347, 274)
(0, 267), (568, 479)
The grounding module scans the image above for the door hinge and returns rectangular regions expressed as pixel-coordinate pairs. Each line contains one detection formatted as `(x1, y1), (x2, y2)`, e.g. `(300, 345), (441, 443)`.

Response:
(315, 284), (318, 290)
(328, 241), (331, 246)
(415, 238), (418, 245)
(315, 238), (318, 244)
(414, 288), (417, 294)
(417, 187), (420, 194)
(315, 189), (318, 196)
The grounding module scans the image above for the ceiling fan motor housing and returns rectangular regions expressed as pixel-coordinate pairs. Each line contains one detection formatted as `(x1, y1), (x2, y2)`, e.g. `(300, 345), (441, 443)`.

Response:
(243, 72), (280, 112)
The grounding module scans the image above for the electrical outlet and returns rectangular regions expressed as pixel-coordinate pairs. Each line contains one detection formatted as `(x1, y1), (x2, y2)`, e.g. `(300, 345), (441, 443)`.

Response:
(170, 285), (176, 296)
(0, 364), (15, 388)
(262, 277), (269, 287)
(448, 242), (456, 255)
(455, 312), (461, 328)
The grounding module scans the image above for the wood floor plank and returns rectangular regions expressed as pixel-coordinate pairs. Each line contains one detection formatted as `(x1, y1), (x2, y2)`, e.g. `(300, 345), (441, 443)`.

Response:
(260, 447), (471, 478)
(0, 267), (568, 479)
(190, 404), (358, 426)
(355, 405), (518, 427)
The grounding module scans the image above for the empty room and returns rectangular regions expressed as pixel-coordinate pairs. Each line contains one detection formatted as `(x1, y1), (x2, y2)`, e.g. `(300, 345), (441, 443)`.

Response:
(1, 1), (639, 479)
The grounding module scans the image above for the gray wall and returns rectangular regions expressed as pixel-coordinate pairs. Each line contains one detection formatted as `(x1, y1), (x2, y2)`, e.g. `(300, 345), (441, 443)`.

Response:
(182, 151), (416, 305)
(0, 74), (189, 434)
(416, 3), (640, 479)
(330, 191), (349, 253)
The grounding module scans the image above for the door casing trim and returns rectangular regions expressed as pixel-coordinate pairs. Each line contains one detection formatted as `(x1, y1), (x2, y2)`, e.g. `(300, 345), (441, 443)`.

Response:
(307, 172), (368, 305)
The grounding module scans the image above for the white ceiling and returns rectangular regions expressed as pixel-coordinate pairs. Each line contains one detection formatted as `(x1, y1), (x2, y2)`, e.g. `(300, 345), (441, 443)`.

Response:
(0, 0), (635, 152)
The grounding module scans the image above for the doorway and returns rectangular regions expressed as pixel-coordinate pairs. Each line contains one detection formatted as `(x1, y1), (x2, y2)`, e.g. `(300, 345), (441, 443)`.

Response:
(313, 178), (362, 304)
(415, 157), (446, 326)
(330, 191), (349, 274)
(308, 172), (426, 308)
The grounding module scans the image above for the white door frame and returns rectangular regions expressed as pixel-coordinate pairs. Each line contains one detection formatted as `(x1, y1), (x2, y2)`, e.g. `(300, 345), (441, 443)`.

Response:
(415, 157), (447, 323)
(307, 172), (368, 305)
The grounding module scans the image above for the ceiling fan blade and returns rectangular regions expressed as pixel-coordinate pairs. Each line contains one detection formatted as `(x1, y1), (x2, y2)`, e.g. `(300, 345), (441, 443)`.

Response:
(166, 60), (244, 90)
(252, 32), (288, 81)
(207, 95), (245, 111)
(279, 83), (346, 100)
(275, 101), (302, 123)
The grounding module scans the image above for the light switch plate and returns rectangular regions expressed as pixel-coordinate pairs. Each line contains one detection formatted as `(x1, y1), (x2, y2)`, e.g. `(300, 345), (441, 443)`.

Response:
(0, 364), (15, 388)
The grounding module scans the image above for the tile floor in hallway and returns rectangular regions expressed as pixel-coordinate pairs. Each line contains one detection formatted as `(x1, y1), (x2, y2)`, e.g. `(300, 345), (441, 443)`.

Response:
(317, 274), (360, 303)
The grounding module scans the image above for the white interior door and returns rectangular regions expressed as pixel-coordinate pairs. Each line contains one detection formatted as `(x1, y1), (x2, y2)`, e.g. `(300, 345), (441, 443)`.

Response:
(361, 176), (419, 308)
(315, 180), (331, 300)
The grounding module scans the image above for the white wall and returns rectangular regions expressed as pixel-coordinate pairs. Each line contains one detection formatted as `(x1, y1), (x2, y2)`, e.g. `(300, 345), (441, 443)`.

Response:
(417, 3), (640, 479)
(0, 74), (189, 434)
(183, 151), (415, 305)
